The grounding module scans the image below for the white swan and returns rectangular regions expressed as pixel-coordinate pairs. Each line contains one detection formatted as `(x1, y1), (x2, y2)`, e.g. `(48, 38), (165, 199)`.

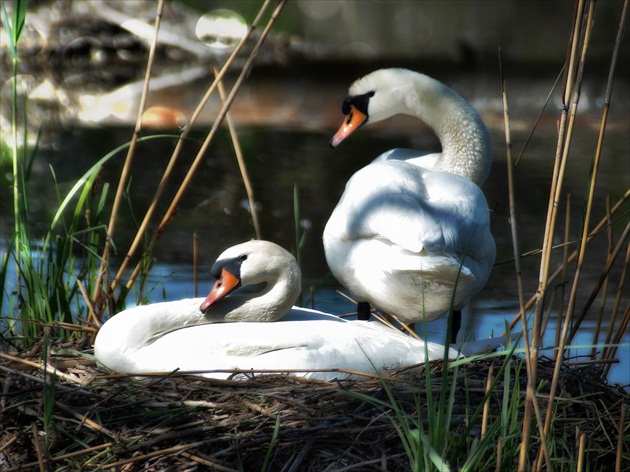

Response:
(324, 68), (496, 341)
(94, 240), (458, 380)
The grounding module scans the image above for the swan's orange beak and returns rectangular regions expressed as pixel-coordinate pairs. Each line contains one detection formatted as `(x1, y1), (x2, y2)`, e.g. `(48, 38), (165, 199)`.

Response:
(200, 268), (241, 313)
(330, 105), (367, 148)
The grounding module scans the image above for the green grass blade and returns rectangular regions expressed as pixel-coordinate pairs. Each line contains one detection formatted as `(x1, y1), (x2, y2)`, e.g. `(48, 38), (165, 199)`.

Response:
(48, 136), (173, 234)
(261, 415), (281, 472)
(2, 0), (28, 58)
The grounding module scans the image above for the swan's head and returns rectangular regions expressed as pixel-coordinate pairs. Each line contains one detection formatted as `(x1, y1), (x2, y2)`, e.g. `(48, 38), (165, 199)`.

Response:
(199, 240), (301, 320)
(330, 68), (419, 148)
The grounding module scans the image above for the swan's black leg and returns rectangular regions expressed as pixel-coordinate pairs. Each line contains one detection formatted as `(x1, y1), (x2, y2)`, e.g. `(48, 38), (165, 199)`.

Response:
(450, 309), (462, 344)
(357, 301), (371, 320)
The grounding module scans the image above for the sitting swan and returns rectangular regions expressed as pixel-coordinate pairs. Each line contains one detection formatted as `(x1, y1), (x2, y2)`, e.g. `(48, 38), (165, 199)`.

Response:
(324, 68), (496, 341)
(94, 240), (458, 381)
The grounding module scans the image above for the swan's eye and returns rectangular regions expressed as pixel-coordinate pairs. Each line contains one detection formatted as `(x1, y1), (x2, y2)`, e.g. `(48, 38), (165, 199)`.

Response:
(342, 92), (374, 116)
(354, 92), (373, 115)
(238, 254), (248, 262)
(341, 97), (352, 115)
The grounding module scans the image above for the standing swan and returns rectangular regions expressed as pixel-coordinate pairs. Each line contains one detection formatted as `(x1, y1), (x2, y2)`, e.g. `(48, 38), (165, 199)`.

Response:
(324, 68), (495, 341)
(94, 240), (457, 380)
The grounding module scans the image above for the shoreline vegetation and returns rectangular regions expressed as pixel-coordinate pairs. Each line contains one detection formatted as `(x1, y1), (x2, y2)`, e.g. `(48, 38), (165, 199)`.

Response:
(1, 1), (628, 470)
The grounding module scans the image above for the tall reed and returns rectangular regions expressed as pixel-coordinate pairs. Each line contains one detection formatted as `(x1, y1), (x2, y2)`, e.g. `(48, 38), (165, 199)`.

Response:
(2, 0), (110, 343)
(91, 0), (286, 319)
(352, 0), (629, 469)
(0, 0), (286, 344)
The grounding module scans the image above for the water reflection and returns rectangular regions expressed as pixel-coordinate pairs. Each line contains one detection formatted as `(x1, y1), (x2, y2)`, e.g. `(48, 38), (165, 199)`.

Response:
(195, 9), (248, 52)
(13, 124), (626, 284)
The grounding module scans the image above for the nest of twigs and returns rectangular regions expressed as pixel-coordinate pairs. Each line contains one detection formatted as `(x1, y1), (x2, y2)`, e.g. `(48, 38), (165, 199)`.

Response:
(0, 337), (628, 471)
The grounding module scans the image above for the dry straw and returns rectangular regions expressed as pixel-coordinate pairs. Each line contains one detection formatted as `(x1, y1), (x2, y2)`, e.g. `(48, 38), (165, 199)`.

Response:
(1, 343), (626, 471)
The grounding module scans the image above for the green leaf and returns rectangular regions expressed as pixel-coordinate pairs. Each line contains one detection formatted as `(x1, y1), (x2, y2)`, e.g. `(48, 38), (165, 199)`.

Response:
(2, 0), (28, 59)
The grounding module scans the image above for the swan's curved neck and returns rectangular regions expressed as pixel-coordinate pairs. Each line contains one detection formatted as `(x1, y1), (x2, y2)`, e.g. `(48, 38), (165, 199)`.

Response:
(399, 74), (492, 185)
(225, 265), (300, 322)
(94, 299), (207, 372)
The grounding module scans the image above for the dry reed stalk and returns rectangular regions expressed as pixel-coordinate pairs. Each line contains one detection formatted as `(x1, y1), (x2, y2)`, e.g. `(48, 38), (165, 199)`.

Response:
(501, 58), (549, 470)
(286, 439), (315, 472)
(568, 221), (629, 341)
(193, 230), (199, 297)
(507, 190), (629, 333)
(551, 193), (570, 349)
(616, 400), (627, 472)
(535, 0), (590, 350)
(373, 311), (421, 340)
(179, 451), (240, 472)
(532, 1), (597, 469)
(601, 239), (630, 363)
(50, 321), (96, 334)
(499, 59), (526, 329)
(0, 436), (17, 454)
(603, 301), (630, 379)
(215, 66), (262, 239)
(539, 0), (627, 467)
(0, 364), (77, 399)
(53, 401), (117, 439)
(591, 196), (613, 359)
(566, 0), (629, 343)
(481, 363), (493, 438)
(490, 67), (564, 216)
(102, 441), (208, 470)
(30, 423), (44, 472)
(600, 0), (630, 377)
(0, 443), (115, 472)
(0, 352), (88, 386)
(536, 393), (555, 468)
(525, 12), (581, 464)
(563, 0), (624, 341)
(335, 289), (358, 308)
(495, 437), (502, 472)
(153, 1), (287, 231)
(122, 0), (287, 294)
(76, 280), (99, 329)
(530, 0), (583, 364)
(93, 0), (165, 306)
(95, 366), (397, 383)
(111, 0), (273, 296)
(139, 399), (219, 409)
(563, 358), (618, 365)
(577, 431), (586, 472)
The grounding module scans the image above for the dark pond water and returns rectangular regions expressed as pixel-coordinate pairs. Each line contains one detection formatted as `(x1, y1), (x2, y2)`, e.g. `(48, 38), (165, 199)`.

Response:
(2, 116), (628, 384)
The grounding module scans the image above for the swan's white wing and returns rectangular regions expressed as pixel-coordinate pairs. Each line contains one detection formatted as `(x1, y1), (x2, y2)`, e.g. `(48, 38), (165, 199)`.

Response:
(324, 159), (495, 319)
(330, 160), (491, 261)
(323, 68), (495, 323)
(96, 301), (458, 380)
(373, 148), (439, 168)
(117, 312), (456, 380)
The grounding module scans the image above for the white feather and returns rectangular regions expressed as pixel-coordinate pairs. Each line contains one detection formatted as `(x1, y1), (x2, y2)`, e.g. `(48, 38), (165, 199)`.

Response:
(325, 68), (496, 323)
(94, 241), (458, 380)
